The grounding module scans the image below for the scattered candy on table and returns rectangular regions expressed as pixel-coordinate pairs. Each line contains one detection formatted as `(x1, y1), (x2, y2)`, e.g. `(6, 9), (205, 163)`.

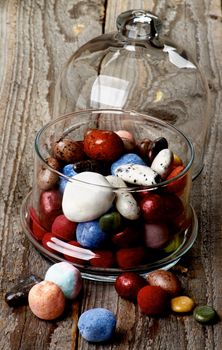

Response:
(193, 305), (217, 324)
(146, 269), (181, 296)
(44, 262), (82, 299)
(115, 272), (147, 301)
(170, 296), (195, 313)
(137, 285), (170, 315)
(28, 280), (65, 320)
(78, 308), (116, 343)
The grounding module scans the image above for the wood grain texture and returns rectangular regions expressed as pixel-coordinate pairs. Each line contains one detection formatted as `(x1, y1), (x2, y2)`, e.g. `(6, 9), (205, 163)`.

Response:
(0, 0), (222, 349)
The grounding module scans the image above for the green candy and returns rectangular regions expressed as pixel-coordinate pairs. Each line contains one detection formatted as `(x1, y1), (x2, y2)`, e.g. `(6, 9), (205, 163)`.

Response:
(99, 212), (123, 234)
(193, 305), (217, 324)
(163, 233), (183, 253)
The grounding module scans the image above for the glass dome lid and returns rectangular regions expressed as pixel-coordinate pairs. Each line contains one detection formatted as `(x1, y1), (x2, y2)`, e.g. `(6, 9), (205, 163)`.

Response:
(53, 9), (210, 179)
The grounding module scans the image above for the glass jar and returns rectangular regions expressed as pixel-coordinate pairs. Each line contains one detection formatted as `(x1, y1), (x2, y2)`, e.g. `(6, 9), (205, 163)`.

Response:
(53, 9), (210, 179)
(21, 109), (198, 281)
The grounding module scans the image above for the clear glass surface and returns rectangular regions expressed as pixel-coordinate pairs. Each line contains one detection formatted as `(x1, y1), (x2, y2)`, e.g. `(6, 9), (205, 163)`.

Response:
(20, 109), (198, 281)
(53, 10), (210, 179)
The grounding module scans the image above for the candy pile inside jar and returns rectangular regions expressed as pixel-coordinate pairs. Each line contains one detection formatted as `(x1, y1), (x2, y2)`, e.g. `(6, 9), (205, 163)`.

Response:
(30, 127), (192, 269)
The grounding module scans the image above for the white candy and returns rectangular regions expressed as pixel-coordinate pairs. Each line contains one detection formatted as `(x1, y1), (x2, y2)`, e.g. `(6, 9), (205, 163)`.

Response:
(106, 175), (140, 220)
(115, 164), (160, 186)
(62, 172), (115, 222)
(151, 149), (173, 178)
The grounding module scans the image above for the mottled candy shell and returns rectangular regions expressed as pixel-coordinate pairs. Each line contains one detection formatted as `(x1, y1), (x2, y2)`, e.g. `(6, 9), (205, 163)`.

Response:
(147, 270), (181, 296)
(115, 164), (161, 186)
(151, 149), (173, 178)
(62, 172), (115, 222)
(37, 168), (59, 191)
(76, 220), (108, 249)
(137, 285), (169, 315)
(45, 262), (82, 300)
(78, 308), (116, 343)
(28, 281), (65, 320)
(53, 138), (85, 163)
(116, 190), (140, 220)
(84, 129), (124, 162)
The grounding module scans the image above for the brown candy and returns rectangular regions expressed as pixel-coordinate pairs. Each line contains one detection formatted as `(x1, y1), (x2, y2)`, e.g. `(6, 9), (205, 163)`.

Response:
(137, 137), (168, 163)
(147, 269), (181, 296)
(73, 159), (110, 175)
(53, 138), (85, 163)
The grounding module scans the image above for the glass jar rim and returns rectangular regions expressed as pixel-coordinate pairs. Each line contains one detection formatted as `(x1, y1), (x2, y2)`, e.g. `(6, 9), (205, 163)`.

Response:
(34, 108), (194, 191)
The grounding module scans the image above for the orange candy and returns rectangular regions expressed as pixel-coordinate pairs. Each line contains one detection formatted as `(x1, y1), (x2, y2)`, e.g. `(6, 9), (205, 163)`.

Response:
(166, 166), (187, 194)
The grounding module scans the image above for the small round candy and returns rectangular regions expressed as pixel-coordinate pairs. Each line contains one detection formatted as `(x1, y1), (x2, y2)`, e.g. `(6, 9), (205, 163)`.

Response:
(76, 220), (108, 249)
(147, 270), (181, 296)
(51, 214), (77, 241)
(143, 223), (170, 249)
(45, 262), (82, 300)
(116, 246), (147, 269)
(171, 296), (195, 313)
(193, 305), (217, 324)
(139, 194), (165, 223)
(78, 308), (116, 343)
(28, 281), (65, 320)
(115, 272), (147, 300)
(53, 138), (85, 163)
(99, 211), (123, 234)
(137, 285), (169, 315)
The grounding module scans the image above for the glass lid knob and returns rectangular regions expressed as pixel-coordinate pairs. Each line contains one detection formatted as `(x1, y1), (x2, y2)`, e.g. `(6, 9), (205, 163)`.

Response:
(116, 9), (163, 46)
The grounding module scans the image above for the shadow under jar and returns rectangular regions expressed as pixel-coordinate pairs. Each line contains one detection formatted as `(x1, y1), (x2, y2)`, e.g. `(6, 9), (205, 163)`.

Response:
(21, 109), (198, 282)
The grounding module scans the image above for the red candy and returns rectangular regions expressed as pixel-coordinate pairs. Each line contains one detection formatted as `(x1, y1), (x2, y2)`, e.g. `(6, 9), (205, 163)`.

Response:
(83, 129), (124, 161)
(115, 272), (147, 300)
(162, 193), (184, 222)
(112, 226), (141, 248)
(39, 190), (62, 230)
(116, 247), (147, 269)
(137, 285), (169, 315)
(90, 250), (115, 268)
(139, 194), (165, 223)
(51, 215), (77, 241)
(30, 207), (47, 241)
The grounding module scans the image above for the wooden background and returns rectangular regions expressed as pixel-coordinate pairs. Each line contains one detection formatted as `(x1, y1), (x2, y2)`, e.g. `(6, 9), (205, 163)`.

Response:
(0, 1), (222, 349)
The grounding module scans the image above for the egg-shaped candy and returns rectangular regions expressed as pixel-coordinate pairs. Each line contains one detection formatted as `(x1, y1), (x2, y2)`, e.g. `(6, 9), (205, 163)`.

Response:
(84, 129), (124, 162)
(76, 220), (108, 249)
(115, 272), (147, 300)
(62, 172), (115, 222)
(78, 308), (116, 343)
(147, 270), (181, 296)
(28, 281), (65, 320)
(137, 285), (169, 315)
(45, 262), (82, 300)
(143, 223), (170, 249)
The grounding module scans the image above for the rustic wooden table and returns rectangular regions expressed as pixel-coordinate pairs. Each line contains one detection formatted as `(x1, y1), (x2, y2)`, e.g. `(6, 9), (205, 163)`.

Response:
(0, 1), (222, 349)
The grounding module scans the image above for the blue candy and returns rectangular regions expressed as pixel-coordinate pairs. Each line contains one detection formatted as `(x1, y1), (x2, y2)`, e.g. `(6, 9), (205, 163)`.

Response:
(78, 308), (116, 343)
(59, 164), (77, 193)
(76, 220), (108, 249)
(111, 153), (146, 175)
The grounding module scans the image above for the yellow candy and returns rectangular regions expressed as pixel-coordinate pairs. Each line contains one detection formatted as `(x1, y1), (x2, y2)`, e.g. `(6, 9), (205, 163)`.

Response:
(171, 296), (195, 313)
(173, 153), (183, 167)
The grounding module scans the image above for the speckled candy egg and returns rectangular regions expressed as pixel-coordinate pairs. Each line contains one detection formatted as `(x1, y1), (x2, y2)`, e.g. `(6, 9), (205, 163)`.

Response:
(111, 153), (146, 175)
(78, 308), (116, 343)
(147, 270), (181, 296)
(44, 262), (82, 300)
(28, 280), (65, 320)
(53, 138), (85, 163)
(84, 129), (124, 161)
(115, 272), (147, 300)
